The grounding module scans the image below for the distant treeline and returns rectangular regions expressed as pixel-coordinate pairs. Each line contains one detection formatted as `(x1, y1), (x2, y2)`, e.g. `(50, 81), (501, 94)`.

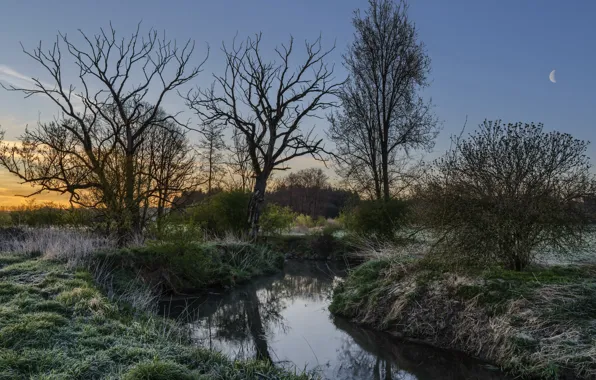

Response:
(0, 201), (99, 227)
(174, 168), (358, 219)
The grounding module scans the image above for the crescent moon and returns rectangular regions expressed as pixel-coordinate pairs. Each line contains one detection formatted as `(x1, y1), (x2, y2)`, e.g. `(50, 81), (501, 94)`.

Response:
(549, 70), (556, 83)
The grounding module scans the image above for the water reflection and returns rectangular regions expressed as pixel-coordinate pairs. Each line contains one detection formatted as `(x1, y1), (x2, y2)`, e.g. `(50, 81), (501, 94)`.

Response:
(161, 261), (508, 380)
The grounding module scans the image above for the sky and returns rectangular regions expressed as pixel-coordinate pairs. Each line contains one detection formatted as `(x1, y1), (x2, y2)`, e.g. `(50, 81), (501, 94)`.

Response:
(0, 0), (595, 206)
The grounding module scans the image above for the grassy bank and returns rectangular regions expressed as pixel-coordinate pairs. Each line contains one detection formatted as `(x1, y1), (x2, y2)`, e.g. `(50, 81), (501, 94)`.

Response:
(0, 253), (312, 379)
(94, 241), (285, 295)
(330, 257), (596, 379)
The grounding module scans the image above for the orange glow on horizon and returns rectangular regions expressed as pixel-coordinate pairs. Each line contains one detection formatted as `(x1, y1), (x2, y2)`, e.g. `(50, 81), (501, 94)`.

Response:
(0, 168), (70, 209)
(0, 154), (331, 208)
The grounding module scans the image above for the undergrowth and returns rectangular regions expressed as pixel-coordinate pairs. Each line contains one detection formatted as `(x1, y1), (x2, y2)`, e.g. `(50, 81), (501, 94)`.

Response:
(95, 241), (285, 294)
(0, 253), (313, 379)
(263, 234), (353, 261)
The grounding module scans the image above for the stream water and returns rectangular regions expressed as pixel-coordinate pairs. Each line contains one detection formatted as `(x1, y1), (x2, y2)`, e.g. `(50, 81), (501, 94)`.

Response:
(160, 261), (509, 380)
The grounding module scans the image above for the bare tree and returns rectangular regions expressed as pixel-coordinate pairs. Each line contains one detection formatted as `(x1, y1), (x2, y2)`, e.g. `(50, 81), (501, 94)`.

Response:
(416, 120), (596, 270)
(0, 24), (204, 241)
(185, 33), (341, 238)
(139, 118), (199, 231)
(225, 131), (254, 192)
(329, 0), (438, 201)
(197, 122), (225, 194)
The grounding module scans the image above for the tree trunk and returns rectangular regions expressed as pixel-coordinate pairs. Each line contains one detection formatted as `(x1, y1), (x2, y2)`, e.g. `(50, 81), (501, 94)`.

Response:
(381, 142), (391, 202)
(156, 195), (164, 234)
(248, 173), (268, 240)
(124, 150), (141, 243)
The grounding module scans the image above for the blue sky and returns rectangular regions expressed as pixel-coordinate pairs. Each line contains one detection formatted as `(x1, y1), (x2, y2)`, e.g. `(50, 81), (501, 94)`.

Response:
(0, 0), (595, 204)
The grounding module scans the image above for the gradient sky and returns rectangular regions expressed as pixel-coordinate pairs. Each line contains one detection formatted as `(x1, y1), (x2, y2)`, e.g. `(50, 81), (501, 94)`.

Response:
(1, 0), (595, 206)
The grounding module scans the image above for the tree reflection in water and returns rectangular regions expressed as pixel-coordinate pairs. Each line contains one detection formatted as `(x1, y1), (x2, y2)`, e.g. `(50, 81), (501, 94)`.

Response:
(162, 262), (508, 380)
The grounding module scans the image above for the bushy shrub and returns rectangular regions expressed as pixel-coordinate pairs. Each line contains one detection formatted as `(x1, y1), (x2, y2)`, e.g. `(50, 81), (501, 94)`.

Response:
(321, 221), (343, 237)
(294, 214), (315, 229)
(418, 121), (596, 270)
(169, 191), (298, 237)
(315, 216), (327, 227)
(342, 199), (407, 238)
(185, 190), (250, 236)
(146, 219), (203, 246)
(100, 241), (284, 292)
(260, 203), (295, 235)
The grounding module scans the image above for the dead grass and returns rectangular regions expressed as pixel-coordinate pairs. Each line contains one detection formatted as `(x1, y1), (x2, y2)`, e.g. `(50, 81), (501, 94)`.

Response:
(0, 227), (114, 267)
(331, 257), (596, 379)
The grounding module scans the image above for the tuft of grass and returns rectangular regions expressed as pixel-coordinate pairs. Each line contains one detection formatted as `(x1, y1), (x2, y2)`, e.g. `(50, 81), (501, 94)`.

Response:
(123, 360), (195, 380)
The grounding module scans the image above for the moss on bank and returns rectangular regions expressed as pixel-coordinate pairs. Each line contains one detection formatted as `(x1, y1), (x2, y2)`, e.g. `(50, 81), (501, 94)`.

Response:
(330, 257), (596, 379)
(95, 242), (285, 294)
(0, 253), (312, 379)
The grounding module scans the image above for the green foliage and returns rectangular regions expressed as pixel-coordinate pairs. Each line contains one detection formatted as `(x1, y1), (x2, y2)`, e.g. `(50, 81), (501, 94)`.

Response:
(315, 216), (327, 227)
(294, 214), (315, 229)
(264, 234), (353, 260)
(147, 219), (203, 246)
(342, 199), (407, 238)
(150, 191), (251, 242)
(260, 203), (295, 235)
(321, 222), (343, 237)
(99, 242), (284, 293)
(166, 191), (300, 237)
(194, 190), (250, 235)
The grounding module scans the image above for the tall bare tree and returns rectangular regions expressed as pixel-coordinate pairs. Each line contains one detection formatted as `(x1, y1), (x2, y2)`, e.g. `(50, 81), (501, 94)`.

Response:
(0, 24), (204, 241)
(225, 131), (254, 191)
(185, 33), (341, 238)
(197, 122), (225, 194)
(329, 0), (438, 201)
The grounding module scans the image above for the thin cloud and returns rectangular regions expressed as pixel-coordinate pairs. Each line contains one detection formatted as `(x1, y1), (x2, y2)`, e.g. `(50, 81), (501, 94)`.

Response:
(0, 64), (52, 88)
(0, 64), (58, 92)
(0, 64), (85, 113)
(0, 65), (35, 84)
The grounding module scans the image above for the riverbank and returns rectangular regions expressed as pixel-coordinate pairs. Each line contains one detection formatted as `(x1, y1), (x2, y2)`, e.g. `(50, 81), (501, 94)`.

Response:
(94, 241), (285, 295)
(0, 253), (312, 379)
(330, 256), (596, 379)
(95, 234), (359, 296)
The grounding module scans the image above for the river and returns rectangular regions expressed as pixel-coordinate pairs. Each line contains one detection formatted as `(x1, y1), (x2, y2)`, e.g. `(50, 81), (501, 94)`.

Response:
(160, 260), (509, 380)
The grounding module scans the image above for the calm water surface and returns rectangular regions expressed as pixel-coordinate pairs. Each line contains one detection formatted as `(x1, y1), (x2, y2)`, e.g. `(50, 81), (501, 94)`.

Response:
(161, 261), (509, 380)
